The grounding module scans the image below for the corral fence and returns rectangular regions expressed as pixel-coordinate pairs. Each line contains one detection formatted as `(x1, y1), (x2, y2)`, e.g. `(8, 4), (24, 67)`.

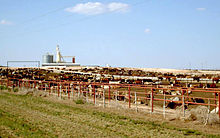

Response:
(0, 78), (219, 119)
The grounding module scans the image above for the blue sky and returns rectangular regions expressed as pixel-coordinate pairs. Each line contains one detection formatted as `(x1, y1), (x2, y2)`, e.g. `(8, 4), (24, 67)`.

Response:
(0, 0), (220, 69)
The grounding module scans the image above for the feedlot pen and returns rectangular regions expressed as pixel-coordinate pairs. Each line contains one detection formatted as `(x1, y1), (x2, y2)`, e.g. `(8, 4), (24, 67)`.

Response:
(1, 79), (220, 119)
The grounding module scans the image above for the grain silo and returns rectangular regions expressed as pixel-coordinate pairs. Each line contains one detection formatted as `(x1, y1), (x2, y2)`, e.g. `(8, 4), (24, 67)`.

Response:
(41, 46), (80, 67)
(42, 53), (53, 64)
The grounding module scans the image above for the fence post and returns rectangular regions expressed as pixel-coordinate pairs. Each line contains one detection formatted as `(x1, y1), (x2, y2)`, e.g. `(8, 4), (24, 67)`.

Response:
(65, 86), (69, 98)
(58, 83), (61, 97)
(151, 88), (154, 113)
(93, 85), (96, 105)
(68, 83), (70, 99)
(50, 82), (52, 95)
(86, 86), (88, 103)
(205, 98), (210, 125)
(103, 89), (105, 108)
(80, 83), (82, 97)
(215, 92), (217, 113)
(135, 91), (138, 112)
(51, 82), (53, 95)
(163, 90), (166, 118)
(208, 98), (210, 112)
(57, 83), (59, 97)
(22, 81), (24, 90)
(128, 86), (131, 108)
(108, 85), (111, 105)
(31, 82), (34, 89)
(182, 89), (185, 117)
(145, 88), (148, 104)
(115, 91), (118, 105)
(187, 88), (189, 105)
(28, 81), (30, 88)
(218, 92), (220, 120)
(18, 80), (20, 88)
(78, 84), (80, 98)
(71, 84), (74, 99)
(38, 82), (40, 90)
(7, 79), (9, 88)
(60, 83), (63, 98)
(34, 81), (36, 90)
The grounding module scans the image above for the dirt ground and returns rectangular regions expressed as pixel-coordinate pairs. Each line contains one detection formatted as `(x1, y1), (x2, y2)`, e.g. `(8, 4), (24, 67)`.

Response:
(0, 90), (220, 138)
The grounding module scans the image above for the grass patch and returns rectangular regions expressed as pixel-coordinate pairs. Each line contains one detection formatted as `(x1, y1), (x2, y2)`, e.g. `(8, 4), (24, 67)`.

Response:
(75, 99), (85, 104)
(0, 85), (7, 90)
(183, 129), (201, 135)
(0, 91), (219, 137)
(13, 87), (19, 92)
(0, 109), (52, 137)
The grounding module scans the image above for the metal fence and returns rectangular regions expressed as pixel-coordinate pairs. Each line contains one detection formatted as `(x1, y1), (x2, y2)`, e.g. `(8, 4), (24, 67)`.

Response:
(0, 78), (219, 119)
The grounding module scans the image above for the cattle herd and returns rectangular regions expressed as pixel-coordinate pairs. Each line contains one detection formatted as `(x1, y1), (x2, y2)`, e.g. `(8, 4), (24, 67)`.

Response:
(1, 67), (220, 87)
(0, 67), (219, 112)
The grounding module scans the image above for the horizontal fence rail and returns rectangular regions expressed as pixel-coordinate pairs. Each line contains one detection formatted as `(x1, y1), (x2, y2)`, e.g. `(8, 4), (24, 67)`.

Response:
(0, 78), (219, 119)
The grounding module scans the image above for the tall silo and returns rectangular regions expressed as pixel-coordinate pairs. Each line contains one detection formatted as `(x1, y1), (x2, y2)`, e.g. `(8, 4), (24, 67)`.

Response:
(42, 53), (53, 64)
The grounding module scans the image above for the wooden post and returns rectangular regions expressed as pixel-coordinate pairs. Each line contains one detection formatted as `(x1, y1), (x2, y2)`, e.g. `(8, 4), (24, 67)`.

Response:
(86, 86), (88, 103)
(34, 81), (36, 90)
(65, 86), (68, 95)
(72, 85), (74, 98)
(208, 99), (210, 112)
(115, 91), (118, 104)
(60, 84), (62, 98)
(145, 88), (148, 104)
(78, 85), (80, 98)
(103, 89), (105, 108)
(205, 98), (210, 125)
(67, 83), (70, 99)
(218, 92), (220, 120)
(151, 88), (154, 113)
(135, 91), (138, 112)
(187, 88), (189, 105)
(58, 83), (60, 97)
(93, 85), (96, 105)
(28, 81), (30, 88)
(22, 81), (24, 90)
(108, 85), (111, 104)
(18, 80), (20, 88)
(49, 82), (51, 95)
(7, 79), (9, 88)
(71, 84), (74, 99)
(214, 92), (217, 113)
(128, 86), (131, 108)
(182, 89), (185, 117)
(163, 90), (166, 118)
(59, 84), (62, 97)
(80, 84), (82, 97)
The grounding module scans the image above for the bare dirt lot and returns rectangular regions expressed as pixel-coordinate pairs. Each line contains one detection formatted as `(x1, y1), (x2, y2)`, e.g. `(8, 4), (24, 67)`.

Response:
(0, 90), (219, 138)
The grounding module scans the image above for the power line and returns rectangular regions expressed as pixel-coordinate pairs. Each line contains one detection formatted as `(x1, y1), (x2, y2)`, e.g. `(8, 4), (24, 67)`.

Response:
(2, 0), (151, 38)
(17, 0), (118, 25)
(17, 1), (87, 25)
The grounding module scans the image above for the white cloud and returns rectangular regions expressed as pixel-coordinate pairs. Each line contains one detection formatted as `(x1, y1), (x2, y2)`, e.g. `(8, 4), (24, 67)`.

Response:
(0, 19), (12, 25)
(196, 8), (206, 11)
(144, 28), (151, 33)
(107, 2), (129, 13)
(65, 2), (129, 15)
(65, 2), (106, 15)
